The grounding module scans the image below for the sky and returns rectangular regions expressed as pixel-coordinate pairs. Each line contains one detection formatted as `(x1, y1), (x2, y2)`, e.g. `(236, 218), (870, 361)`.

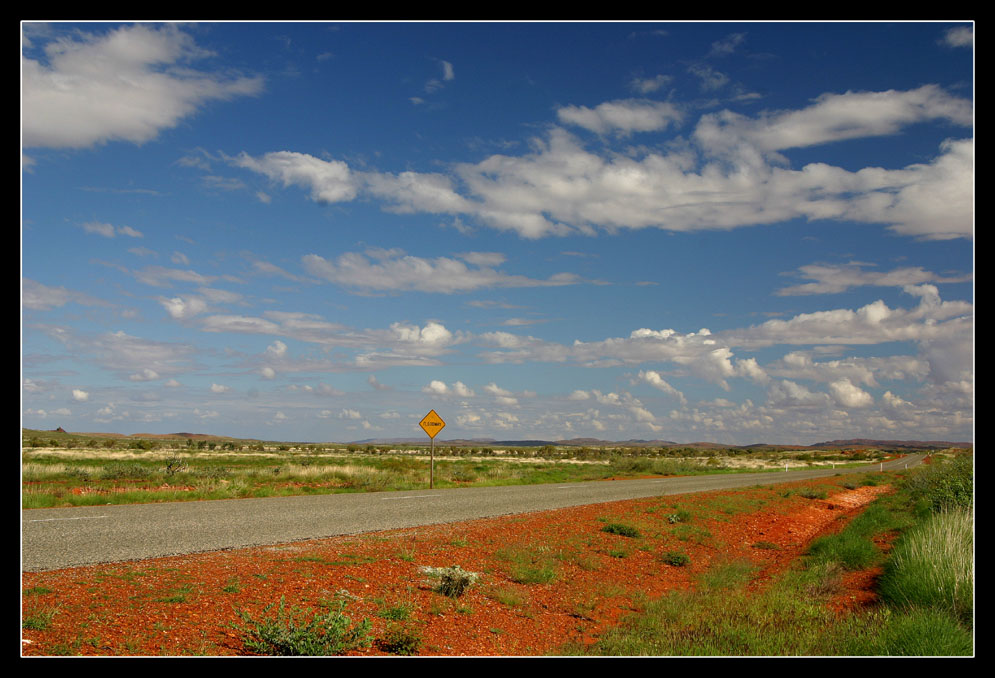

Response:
(21, 21), (974, 445)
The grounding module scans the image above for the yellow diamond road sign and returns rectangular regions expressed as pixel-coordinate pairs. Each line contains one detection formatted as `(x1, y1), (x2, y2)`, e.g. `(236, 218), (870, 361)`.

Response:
(419, 410), (446, 439)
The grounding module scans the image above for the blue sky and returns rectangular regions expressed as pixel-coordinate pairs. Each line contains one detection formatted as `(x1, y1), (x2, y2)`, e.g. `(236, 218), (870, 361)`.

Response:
(21, 21), (974, 444)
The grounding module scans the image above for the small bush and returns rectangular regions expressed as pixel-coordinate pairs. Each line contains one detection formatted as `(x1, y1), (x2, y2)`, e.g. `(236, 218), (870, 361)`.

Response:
(661, 551), (690, 567)
(378, 622), (422, 655)
(601, 523), (642, 538)
(666, 510), (691, 524)
(901, 455), (973, 514)
(420, 565), (480, 598)
(799, 487), (828, 500)
(233, 596), (372, 656)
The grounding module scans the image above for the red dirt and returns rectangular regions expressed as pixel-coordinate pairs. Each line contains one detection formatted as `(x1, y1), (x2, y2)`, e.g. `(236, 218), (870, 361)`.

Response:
(21, 479), (892, 657)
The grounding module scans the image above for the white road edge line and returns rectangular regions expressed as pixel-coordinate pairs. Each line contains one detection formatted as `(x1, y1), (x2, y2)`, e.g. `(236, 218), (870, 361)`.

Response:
(26, 515), (109, 522)
(381, 494), (443, 500)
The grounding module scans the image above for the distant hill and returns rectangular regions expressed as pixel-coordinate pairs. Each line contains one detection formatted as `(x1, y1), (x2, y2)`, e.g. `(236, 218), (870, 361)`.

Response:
(809, 439), (973, 450)
(24, 428), (971, 451)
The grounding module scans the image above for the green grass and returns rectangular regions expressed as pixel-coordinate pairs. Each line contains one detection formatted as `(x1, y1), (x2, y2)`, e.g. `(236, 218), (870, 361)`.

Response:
(877, 508), (974, 626)
(23, 609), (57, 631)
(495, 544), (559, 585)
(486, 585), (528, 608)
(564, 458), (974, 657)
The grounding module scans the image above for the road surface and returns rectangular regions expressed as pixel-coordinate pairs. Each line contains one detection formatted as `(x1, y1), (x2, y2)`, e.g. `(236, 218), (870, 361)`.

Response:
(22, 454), (923, 572)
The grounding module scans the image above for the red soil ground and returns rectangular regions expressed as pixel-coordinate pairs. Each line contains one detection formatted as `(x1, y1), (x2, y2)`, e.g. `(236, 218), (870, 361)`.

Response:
(21, 478), (891, 657)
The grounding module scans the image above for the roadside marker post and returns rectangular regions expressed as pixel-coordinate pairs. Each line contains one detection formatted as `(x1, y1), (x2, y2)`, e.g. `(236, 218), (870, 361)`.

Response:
(419, 410), (446, 489)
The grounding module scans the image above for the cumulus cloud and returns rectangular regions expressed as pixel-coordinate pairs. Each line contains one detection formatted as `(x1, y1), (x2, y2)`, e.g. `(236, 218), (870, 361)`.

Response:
(22, 23), (262, 149)
(160, 295), (209, 319)
(266, 340), (288, 357)
(829, 378), (874, 408)
(422, 380), (475, 397)
(422, 380), (449, 395)
(723, 288), (972, 349)
(72, 389), (89, 401)
(452, 381), (475, 397)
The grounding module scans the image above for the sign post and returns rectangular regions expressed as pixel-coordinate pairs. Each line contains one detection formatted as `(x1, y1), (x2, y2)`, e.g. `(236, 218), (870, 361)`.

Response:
(419, 409), (446, 489)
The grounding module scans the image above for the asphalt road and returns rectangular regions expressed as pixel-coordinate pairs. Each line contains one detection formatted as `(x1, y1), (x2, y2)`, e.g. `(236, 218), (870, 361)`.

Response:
(21, 454), (923, 572)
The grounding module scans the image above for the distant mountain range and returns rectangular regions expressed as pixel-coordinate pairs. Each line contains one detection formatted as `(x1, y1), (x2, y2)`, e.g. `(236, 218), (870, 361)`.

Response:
(347, 436), (972, 450)
(27, 428), (971, 450)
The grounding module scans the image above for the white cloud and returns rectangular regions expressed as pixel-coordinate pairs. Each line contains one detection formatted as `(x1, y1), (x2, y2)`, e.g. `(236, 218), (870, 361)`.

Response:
(629, 74), (671, 94)
(637, 370), (687, 405)
(556, 99), (683, 136)
(83, 221), (116, 238)
(210, 383), (231, 393)
(129, 368), (160, 382)
(72, 389), (89, 401)
(42, 327), (196, 380)
(232, 86), (972, 242)
(767, 380), (829, 408)
(266, 340), (288, 357)
(777, 262), (971, 296)
(828, 378), (874, 408)
(708, 32), (747, 57)
(942, 26), (973, 48)
(422, 380), (449, 395)
(23, 279), (107, 310)
(22, 24), (262, 149)
(368, 375), (391, 391)
(452, 381), (475, 397)
(233, 150), (358, 203)
(301, 249), (580, 294)
(160, 295), (209, 319)
(694, 85), (971, 154)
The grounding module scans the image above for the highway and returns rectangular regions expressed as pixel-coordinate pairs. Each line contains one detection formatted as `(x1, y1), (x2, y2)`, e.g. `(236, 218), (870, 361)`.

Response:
(22, 454), (923, 572)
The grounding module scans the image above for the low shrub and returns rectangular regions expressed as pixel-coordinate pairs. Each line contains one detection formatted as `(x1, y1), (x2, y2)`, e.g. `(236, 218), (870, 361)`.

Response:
(232, 596), (372, 656)
(378, 621), (422, 655)
(661, 551), (690, 567)
(420, 565), (480, 598)
(601, 523), (642, 538)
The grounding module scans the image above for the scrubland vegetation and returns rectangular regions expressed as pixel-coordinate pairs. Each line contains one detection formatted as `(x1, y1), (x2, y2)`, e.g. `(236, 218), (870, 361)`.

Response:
(569, 452), (973, 656)
(21, 428), (913, 510)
